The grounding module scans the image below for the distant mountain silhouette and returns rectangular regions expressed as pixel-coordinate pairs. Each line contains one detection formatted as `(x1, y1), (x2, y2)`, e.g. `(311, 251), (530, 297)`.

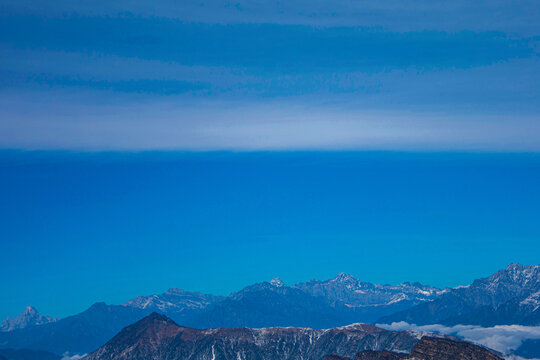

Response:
(0, 307), (58, 332)
(0, 303), (149, 354)
(186, 279), (353, 328)
(378, 263), (540, 326)
(122, 287), (223, 323)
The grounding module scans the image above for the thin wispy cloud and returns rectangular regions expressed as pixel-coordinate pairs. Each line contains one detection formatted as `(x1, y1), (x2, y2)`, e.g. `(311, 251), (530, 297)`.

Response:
(0, 0), (538, 151)
(1, 97), (538, 151)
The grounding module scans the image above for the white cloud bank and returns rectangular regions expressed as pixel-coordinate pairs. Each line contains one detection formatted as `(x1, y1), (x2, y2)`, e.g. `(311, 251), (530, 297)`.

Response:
(61, 353), (87, 360)
(378, 322), (540, 358)
(1, 95), (539, 152)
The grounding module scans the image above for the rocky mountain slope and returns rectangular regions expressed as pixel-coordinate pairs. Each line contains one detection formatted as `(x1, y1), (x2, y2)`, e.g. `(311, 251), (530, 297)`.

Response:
(84, 313), (419, 360)
(354, 350), (403, 359)
(0, 307), (58, 332)
(330, 337), (502, 360)
(405, 337), (501, 360)
(379, 263), (540, 326)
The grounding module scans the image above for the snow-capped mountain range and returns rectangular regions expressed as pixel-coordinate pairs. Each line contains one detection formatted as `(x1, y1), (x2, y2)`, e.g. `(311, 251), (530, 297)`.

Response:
(0, 263), (538, 357)
(296, 272), (444, 307)
(379, 263), (540, 326)
(0, 306), (58, 332)
(123, 273), (442, 323)
(122, 288), (223, 323)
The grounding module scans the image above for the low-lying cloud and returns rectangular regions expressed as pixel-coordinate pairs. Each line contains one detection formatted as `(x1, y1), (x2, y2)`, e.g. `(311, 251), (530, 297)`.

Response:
(378, 322), (540, 357)
(61, 353), (87, 360)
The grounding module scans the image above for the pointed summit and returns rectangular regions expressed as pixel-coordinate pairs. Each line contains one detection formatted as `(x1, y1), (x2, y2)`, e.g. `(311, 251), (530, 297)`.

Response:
(141, 312), (176, 324)
(22, 305), (38, 315)
(506, 262), (525, 271)
(90, 312), (183, 358)
(333, 272), (356, 283)
(269, 278), (285, 287)
(1, 306), (58, 332)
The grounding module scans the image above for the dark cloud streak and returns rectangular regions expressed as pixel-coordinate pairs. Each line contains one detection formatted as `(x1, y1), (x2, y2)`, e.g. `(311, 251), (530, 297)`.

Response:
(2, 0), (539, 35)
(1, 16), (535, 73)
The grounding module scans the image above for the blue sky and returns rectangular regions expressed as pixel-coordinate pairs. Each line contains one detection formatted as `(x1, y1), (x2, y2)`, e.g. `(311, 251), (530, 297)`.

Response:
(0, 1), (539, 320)
(1, 151), (539, 320)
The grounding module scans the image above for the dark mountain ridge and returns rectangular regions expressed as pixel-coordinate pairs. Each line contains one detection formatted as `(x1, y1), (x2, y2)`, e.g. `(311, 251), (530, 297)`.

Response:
(84, 312), (420, 360)
(350, 337), (502, 360)
(85, 313), (502, 360)
(324, 337), (503, 360)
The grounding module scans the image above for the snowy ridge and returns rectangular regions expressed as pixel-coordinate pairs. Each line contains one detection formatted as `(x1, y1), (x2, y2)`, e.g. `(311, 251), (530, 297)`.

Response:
(122, 288), (222, 314)
(296, 273), (443, 307)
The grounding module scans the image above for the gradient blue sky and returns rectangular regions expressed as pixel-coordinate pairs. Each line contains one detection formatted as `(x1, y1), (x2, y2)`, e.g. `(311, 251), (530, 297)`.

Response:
(0, 1), (539, 320)
(1, 151), (539, 320)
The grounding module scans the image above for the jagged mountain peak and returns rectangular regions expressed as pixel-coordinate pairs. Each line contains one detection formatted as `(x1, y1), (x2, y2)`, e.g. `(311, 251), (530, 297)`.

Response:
(0, 305), (58, 332)
(504, 262), (539, 272)
(507, 262), (525, 270)
(502, 262), (538, 277)
(269, 278), (285, 287)
(503, 263), (539, 282)
(139, 311), (176, 325)
(296, 274), (441, 309)
(378, 263), (540, 327)
(22, 305), (38, 315)
(122, 288), (222, 316)
(476, 263), (539, 292)
(333, 272), (358, 283)
(103, 312), (184, 350)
